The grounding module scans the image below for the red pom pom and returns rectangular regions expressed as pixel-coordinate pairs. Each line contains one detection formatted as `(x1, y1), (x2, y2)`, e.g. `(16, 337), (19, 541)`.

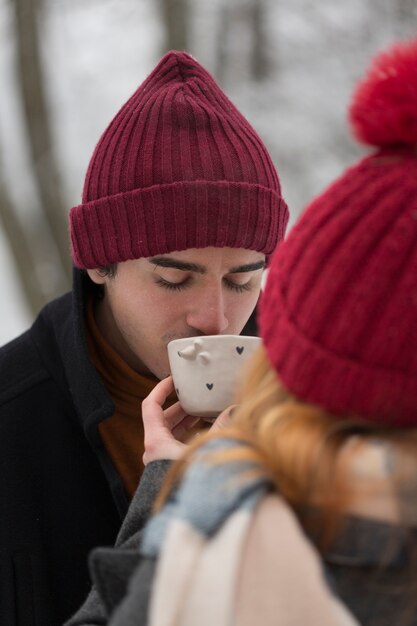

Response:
(349, 38), (417, 147)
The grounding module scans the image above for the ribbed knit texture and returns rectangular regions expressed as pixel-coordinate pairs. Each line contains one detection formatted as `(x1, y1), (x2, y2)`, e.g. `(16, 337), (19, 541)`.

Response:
(70, 51), (288, 268)
(260, 148), (417, 427)
(259, 37), (417, 427)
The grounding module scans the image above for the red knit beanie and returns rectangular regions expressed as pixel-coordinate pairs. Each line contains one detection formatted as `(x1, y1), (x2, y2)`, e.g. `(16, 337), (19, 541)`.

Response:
(70, 51), (288, 269)
(260, 38), (417, 427)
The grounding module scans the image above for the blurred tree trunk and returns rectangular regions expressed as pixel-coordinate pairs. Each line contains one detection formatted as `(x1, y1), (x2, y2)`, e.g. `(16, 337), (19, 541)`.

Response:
(13, 0), (71, 288)
(215, 4), (231, 84)
(249, 0), (270, 81)
(216, 0), (272, 85)
(0, 165), (47, 315)
(396, 0), (417, 22)
(159, 0), (190, 53)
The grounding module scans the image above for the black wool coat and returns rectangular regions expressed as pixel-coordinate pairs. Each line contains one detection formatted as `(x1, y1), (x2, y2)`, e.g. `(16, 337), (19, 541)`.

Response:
(0, 271), (127, 626)
(0, 269), (259, 626)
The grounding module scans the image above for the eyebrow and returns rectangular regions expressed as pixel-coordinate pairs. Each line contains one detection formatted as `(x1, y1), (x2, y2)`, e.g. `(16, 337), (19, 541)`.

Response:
(229, 261), (265, 273)
(148, 256), (265, 274)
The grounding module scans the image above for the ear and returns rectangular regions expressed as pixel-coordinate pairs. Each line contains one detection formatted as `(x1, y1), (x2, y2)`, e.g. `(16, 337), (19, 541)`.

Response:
(86, 269), (106, 285)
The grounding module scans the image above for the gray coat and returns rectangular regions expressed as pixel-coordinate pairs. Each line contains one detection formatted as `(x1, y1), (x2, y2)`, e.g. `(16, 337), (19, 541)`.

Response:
(65, 460), (170, 626)
(67, 461), (417, 626)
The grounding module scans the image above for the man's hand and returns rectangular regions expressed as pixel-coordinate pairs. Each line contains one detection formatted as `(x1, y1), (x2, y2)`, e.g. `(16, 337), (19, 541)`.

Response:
(142, 376), (199, 464)
(141, 376), (235, 464)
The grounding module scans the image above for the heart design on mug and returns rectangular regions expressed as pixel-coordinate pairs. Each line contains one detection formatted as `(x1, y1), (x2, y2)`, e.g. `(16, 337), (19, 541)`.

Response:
(236, 346), (244, 354)
(206, 383), (214, 390)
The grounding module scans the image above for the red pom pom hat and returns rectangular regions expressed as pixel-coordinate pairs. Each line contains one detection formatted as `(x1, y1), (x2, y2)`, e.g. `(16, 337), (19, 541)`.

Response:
(260, 38), (417, 427)
(69, 51), (288, 269)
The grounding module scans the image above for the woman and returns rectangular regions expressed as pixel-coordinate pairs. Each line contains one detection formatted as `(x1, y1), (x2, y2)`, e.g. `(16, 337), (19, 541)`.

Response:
(68, 36), (417, 626)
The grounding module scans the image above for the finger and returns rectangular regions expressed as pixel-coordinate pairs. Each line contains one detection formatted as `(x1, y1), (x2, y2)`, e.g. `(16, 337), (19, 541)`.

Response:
(142, 376), (174, 426)
(172, 415), (200, 440)
(163, 401), (189, 429)
(143, 375), (174, 408)
(211, 404), (237, 431)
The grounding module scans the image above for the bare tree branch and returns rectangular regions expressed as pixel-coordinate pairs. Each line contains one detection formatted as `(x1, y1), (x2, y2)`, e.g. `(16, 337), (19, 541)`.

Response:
(215, 0), (272, 85)
(13, 0), (71, 286)
(0, 165), (48, 316)
(250, 0), (271, 80)
(158, 0), (189, 53)
(215, 4), (230, 84)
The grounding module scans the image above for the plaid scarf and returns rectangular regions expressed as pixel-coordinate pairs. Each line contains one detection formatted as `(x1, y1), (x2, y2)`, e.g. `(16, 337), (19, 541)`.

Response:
(141, 439), (359, 626)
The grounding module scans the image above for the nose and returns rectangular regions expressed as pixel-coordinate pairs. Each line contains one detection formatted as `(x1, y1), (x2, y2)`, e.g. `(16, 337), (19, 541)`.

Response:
(186, 286), (228, 335)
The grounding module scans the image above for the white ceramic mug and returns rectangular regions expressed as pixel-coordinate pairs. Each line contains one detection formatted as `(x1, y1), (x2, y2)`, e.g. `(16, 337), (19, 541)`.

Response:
(167, 334), (261, 418)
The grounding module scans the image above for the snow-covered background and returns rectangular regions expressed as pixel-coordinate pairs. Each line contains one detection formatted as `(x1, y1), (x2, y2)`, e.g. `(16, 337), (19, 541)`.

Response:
(1, 0), (416, 344)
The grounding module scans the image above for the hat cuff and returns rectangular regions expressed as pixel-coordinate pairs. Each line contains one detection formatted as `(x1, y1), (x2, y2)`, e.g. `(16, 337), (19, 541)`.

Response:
(261, 294), (417, 427)
(70, 180), (288, 268)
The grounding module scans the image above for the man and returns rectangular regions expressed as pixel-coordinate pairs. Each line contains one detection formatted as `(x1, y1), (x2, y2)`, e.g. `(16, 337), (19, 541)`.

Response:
(0, 50), (288, 625)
